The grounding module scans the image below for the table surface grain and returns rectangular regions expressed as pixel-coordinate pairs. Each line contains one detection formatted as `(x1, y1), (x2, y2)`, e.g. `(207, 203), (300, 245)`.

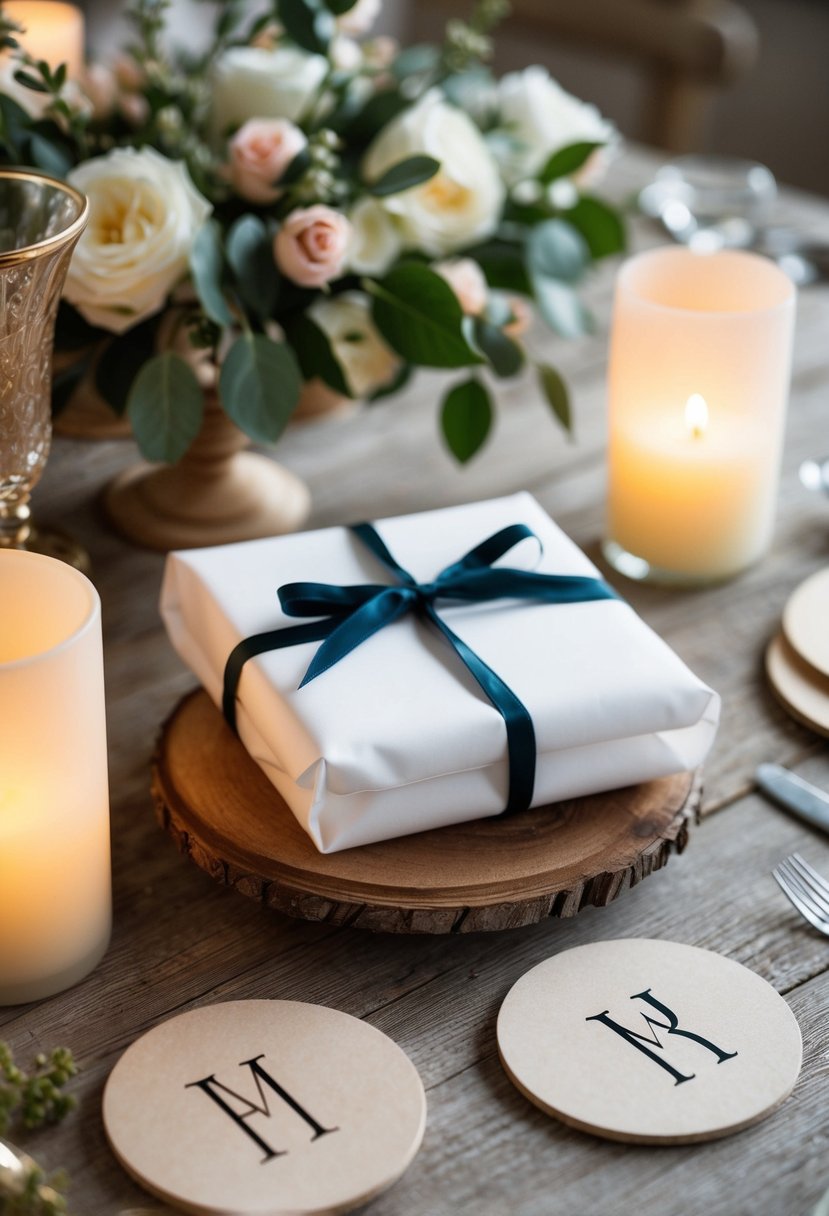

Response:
(4, 147), (829, 1216)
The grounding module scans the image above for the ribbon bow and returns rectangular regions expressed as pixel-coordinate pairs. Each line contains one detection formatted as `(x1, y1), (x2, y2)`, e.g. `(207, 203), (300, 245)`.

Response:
(223, 522), (618, 816)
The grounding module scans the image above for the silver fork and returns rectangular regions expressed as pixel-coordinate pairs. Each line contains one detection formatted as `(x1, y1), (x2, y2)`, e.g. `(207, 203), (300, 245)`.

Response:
(772, 853), (829, 935)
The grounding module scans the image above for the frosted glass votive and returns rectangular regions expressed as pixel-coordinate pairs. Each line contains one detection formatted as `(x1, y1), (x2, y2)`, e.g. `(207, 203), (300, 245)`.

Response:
(604, 246), (796, 584)
(0, 551), (111, 1004)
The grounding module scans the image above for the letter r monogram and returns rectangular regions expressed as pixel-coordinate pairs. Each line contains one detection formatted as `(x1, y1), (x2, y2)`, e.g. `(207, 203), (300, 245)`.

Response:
(585, 989), (738, 1085)
(186, 1054), (338, 1162)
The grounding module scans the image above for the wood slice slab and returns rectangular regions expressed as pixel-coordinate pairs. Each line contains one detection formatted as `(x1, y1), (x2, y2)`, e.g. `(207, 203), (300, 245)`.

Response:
(151, 691), (701, 934)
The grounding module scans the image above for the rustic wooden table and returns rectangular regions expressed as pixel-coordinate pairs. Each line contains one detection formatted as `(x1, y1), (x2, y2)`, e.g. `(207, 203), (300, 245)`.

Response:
(4, 148), (829, 1216)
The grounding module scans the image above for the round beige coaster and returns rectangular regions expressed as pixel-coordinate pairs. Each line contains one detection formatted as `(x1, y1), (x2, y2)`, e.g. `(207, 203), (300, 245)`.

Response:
(103, 1001), (426, 1216)
(497, 939), (801, 1144)
(766, 632), (829, 738)
(783, 568), (829, 677)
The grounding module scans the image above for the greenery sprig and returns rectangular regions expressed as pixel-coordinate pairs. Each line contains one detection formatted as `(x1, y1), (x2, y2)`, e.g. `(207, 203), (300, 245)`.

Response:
(0, 1158), (69, 1216)
(0, 1044), (77, 1136)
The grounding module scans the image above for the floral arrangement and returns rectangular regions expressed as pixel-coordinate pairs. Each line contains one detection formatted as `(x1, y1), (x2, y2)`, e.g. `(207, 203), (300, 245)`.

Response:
(0, 0), (623, 463)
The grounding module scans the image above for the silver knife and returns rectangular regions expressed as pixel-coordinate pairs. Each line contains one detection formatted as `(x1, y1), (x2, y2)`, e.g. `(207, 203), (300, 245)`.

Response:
(756, 763), (829, 835)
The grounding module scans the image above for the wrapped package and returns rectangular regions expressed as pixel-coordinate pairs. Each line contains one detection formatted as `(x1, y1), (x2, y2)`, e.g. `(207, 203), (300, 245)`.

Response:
(161, 493), (719, 852)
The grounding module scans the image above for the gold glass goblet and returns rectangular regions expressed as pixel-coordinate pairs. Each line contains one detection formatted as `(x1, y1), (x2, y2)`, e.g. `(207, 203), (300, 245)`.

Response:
(0, 167), (89, 568)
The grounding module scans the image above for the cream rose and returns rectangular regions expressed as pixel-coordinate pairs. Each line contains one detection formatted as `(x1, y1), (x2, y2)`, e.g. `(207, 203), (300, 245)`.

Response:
(363, 90), (505, 257)
(228, 118), (307, 204)
(434, 258), (488, 316)
(274, 205), (352, 288)
(496, 66), (614, 185)
(64, 147), (212, 334)
(309, 292), (400, 398)
(211, 45), (327, 137)
(346, 196), (401, 275)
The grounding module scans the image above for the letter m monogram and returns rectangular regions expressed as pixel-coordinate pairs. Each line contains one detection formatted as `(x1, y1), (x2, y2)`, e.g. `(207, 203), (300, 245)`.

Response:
(585, 989), (738, 1085)
(186, 1054), (338, 1162)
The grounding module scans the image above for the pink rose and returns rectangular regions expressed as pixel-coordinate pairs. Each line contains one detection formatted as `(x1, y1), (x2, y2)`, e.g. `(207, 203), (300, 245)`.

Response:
(228, 118), (307, 205)
(274, 205), (352, 288)
(434, 258), (488, 316)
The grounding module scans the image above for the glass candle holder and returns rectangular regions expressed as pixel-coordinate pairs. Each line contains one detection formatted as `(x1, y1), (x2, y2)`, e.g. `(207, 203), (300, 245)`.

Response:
(604, 246), (796, 585)
(0, 168), (89, 567)
(0, 551), (111, 1005)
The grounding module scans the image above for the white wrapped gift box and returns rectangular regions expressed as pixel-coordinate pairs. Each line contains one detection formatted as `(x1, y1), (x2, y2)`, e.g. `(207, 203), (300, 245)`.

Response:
(160, 493), (720, 853)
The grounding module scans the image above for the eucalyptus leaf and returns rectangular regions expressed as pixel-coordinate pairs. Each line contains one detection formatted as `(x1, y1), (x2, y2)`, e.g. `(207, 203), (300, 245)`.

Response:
(189, 221), (233, 328)
(391, 43), (440, 80)
(368, 155), (440, 198)
(537, 362), (573, 436)
(367, 263), (482, 369)
(219, 333), (302, 443)
(277, 0), (334, 55)
(28, 132), (73, 177)
(226, 215), (280, 321)
(440, 377), (493, 463)
(539, 141), (604, 184)
(565, 195), (627, 258)
(285, 313), (352, 397)
(127, 353), (205, 463)
(532, 276), (589, 338)
(0, 94), (30, 157)
(472, 318), (524, 379)
(12, 68), (49, 94)
(526, 219), (589, 284)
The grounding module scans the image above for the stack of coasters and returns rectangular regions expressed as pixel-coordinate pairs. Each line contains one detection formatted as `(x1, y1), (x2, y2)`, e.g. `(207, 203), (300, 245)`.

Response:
(767, 568), (829, 737)
(161, 493), (719, 854)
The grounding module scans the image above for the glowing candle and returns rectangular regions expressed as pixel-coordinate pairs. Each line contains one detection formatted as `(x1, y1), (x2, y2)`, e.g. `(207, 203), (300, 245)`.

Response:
(604, 247), (795, 583)
(3, 2), (85, 79)
(0, 552), (110, 1005)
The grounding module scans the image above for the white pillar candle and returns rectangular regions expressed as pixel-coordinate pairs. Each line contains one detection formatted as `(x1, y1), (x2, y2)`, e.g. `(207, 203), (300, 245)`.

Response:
(3, 2), (85, 78)
(0, 552), (111, 1005)
(604, 246), (796, 583)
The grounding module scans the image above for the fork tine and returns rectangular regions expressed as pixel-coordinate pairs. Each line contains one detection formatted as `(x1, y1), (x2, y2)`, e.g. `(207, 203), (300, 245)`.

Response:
(776, 857), (829, 921)
(789, 854), (829, 912)
(773, 866), (829, 934)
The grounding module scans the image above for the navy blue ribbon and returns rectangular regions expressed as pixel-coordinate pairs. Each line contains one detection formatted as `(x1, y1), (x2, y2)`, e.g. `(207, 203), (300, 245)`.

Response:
(222, 522), (618, 816)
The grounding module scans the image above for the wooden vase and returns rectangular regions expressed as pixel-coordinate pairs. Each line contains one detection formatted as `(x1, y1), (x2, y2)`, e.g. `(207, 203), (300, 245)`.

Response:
(102, 390), (311, 552)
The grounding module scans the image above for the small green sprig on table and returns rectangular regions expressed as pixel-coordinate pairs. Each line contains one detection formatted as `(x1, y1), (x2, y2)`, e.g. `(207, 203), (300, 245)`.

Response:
(0, 1044), (77, 1135)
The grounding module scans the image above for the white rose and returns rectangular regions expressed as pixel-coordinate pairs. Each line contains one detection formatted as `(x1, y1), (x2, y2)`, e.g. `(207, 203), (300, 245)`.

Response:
(363, 90), (505, 257)
(309, 292), (400, 399)
(210, 45), (327, 137)
(497, 66), (614, 185)
(337, 0), (382, 36)
(64, 147), (212, 334)
(346, 196), (401, 275)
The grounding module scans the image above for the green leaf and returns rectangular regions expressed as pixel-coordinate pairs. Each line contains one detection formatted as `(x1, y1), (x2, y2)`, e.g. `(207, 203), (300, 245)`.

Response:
(537, 362), (573, 436)
(0, 94), (29, 157)
(367, 263), (482, 369)
(12, 68), (49, 94)
(126, 353), (205, 463)
(322, 0), (358, 13)
(28, 131), (73, 176)
(285, 313), (351, 397)
(526, 219), (589, 284)
(219, 333), (302, 443)
(343, 88), (408, 141)
(532, 276), (589, 338)
(565, 195), (627, 259)
(95, 319), (160, 415)
(472, 318), (524, 379)
(277, 0), (334, 55)
(472, 241), (533, 295)
(391, 44), (440, 80)
(368, 155), (440, 198)
(539, 141), (604, 184)
(226, 215), (280, 321)
(189, 221), (233, 328)
(441, 378), (493, 463)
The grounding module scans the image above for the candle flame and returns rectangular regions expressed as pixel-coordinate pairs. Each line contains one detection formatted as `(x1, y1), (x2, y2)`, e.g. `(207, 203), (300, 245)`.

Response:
(685, 393), (708, 439)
